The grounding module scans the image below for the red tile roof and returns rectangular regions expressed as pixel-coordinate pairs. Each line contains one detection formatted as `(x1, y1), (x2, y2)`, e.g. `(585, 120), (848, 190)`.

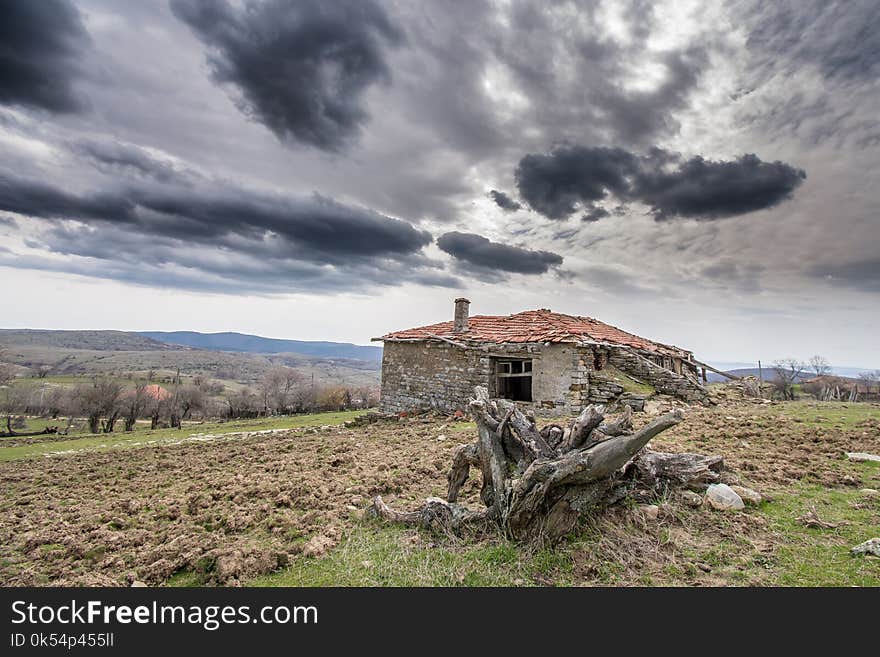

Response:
(378, 309), (688, 355)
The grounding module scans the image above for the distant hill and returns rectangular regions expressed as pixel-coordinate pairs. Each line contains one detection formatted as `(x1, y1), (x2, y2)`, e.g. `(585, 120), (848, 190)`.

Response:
(0, 328), (380, 386)
(137, 331), (383, 362)
(0, 329), (181, 352)
(706, 366), (876, 383)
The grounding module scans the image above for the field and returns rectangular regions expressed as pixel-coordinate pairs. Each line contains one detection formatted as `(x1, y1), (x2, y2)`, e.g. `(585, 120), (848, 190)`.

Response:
(1, 400), (878, 587)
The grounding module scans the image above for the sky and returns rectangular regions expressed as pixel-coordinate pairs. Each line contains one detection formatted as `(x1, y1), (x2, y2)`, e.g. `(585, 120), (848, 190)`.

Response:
(0, 0), (878, 367)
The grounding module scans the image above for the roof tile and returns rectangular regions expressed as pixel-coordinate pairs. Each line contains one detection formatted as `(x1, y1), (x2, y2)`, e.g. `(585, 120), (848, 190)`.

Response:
(379, 309), (687, 355)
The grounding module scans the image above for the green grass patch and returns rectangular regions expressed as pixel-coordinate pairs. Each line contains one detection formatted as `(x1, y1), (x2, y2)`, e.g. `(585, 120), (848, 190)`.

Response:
(250, 522), (572, 587)
(768, 400), (880, 428)
(761, 464), (880, 586)
(0, 410), (370, 462)
(600, 365), (655, 396)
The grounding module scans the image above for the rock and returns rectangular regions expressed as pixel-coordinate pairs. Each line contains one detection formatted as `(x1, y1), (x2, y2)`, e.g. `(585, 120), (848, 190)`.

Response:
(131, 580), (148, 587)
(302, 534), (336, 558)
(860, 488), (879, 496)
(436, 434), (447, 441)
(705, 483), (745, 511)
(679, 490), (703, 507)
(846, 452), (880, 463)
(730, 485), (762, 506)
(850, 538), (880, 557)
(638, 504), (660, 521)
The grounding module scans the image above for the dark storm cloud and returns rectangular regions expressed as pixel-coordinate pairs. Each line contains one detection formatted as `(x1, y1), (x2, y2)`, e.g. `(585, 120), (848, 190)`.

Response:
(0, 0), (90, 113)
(515, 145), (806, 221)
(514, 146), (638, 220)
(0, 167), (457, 292)
(0, 170), (431, 261)
(171, 0), (402, 151)
(0, 172), (137, 223)
(635, 153), (807, 220)
(4, 218), (459, 295)
(437, 231), (563, 277)
(489, 190), (521, 212)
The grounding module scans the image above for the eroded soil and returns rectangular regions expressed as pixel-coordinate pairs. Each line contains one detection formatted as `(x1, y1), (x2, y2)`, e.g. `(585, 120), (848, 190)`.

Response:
(1, 402), (878, 586)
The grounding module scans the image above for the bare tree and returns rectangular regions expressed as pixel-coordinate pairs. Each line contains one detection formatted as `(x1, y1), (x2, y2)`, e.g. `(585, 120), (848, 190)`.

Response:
(225, 387), (261, 419)
(173, 384), (205, 426)
(259, 366), (303, 415)
(772, 358), (805, 400)
(0, 349), (16, 387)
(858, 371), (880, 397)
(808, 355), (831, 377)
(73, 378), (123, 434)
(123, 383), (149, 432)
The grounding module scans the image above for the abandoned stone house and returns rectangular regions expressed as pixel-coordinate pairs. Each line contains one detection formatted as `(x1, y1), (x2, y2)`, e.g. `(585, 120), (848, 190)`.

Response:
(374, 298), (709, 415)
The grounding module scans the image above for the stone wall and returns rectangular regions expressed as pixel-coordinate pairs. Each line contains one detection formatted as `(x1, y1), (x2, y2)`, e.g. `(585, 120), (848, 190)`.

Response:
(379, 341), (492, 413)
(378, 340), (707, 416)
(608, 347), (708, 403)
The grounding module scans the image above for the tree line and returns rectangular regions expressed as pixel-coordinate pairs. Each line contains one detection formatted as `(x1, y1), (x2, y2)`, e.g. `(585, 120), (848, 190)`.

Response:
(0, 361), (378, 436)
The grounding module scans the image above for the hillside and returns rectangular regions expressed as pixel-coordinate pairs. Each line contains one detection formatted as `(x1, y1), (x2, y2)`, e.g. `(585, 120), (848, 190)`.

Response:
(0, 329), (182, 352)
(138, 331), (383, 361)
(0, 329), (380, 387)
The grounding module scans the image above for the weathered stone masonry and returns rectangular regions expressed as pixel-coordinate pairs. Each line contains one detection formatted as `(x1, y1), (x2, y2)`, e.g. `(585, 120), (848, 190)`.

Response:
(376, 302), (709, 414)
(379, 341), (491, 414)
(378, 340), (702, 414)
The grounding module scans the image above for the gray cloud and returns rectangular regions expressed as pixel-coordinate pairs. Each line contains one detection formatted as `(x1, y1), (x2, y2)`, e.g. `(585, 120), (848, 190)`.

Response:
(515, 144), (806, 221)
(741, 0), (880, 83)
(70, 139), (194, 184)
(515, 146), (638, 219)
(0, 172), (137, 223)
(489, 189), (521, 212)
(172, 0), (402, 151)
(0, 170), (432, 262)
(809, 258), (880, 293)
(0, 0), (90, 113)
(437, 231), (563, 279)
(0, 165), (455, 292)
(582, 207), (610, 222)
(636, 153), (807, 220)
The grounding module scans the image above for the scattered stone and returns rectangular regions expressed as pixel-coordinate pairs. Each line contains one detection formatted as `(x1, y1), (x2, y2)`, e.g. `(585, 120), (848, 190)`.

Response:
(679, 490), (703, 508)
(730, 485), (762, 506)
(846, 452), (880, 463)
(436, 434), (447, 441)
(850, 538), (880, 557)
(302, 535), (336, 558)
(704, 483), (745, 511)
(131, 580), (148, 587)
(638, 504), (660, 521)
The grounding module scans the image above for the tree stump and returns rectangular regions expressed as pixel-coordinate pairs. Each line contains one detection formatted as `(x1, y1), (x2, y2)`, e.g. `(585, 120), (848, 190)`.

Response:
(370, 387), (723, 543)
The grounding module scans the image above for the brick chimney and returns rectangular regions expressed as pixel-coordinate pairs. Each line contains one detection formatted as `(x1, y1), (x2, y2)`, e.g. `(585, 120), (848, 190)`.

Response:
(453, 298), (470, 333)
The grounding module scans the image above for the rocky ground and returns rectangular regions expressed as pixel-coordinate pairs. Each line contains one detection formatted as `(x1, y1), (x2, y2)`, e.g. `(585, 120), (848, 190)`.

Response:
(1, 398), (878, 586)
